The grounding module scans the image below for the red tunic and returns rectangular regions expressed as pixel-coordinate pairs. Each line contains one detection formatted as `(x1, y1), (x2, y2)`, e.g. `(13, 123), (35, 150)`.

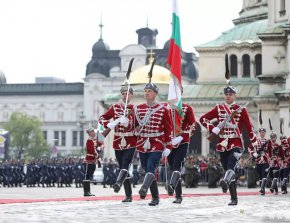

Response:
(84, 137), (102, 164)
(249, 137), (270, 164)
(280, 136), (290, 166)
(172, 103), (196, 148)
(133, 102), (173, 153)
(266, 141), (284, 168)
(199, 103), (257, 152)
(99, 103), (136, 150)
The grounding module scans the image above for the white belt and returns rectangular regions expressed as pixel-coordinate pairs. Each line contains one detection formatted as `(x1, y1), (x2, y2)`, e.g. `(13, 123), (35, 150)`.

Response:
(219, 133), (238, 139)
(138, 132), (164, 137)
(115, 132), (134, 137)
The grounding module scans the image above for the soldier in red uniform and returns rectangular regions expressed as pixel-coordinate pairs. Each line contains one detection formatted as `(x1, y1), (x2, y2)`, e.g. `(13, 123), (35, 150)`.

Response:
(200, 85), (257, 205)
(278, 135), (289, 194)
(265, 132), (284, 195)
(83, 127), (103, 196)
(98, 86), (136, 202)
(248, 128), (270, 195)
(133, 83), (173, 206)
(167, 88), (197, 204)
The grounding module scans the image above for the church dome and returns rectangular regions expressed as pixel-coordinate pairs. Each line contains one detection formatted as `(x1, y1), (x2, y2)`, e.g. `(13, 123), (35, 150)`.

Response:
(196, 19), (268, 48)
(92, 39), (110, 52)
(128, 63), (170, 85)
(0, 70), (7, 84)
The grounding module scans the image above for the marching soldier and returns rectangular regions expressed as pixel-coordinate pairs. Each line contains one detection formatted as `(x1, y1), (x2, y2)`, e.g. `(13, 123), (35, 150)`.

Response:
(98, 85), (136, 202)
(200, 85), (257, 205)
(200, 84), (257, 205)
(200, 54), (257, 205)
(280, 135), (290, 194)
(167, 87), (197, 204)
(83, 127), (103, 197)
(265, 132), (284, 195)
(248, 126), (270, 195)
(132, 82), (173, 206)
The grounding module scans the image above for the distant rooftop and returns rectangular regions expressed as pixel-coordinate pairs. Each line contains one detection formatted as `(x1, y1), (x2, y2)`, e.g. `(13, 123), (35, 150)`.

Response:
(0, 83), (84, 96)
(35, 77), (66, 83)
(196, 19), (268, 48)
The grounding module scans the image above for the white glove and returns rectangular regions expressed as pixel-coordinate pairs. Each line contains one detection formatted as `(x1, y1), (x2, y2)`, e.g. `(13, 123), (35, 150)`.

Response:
(107, 118), (120, 129)
(172, 136), (183, 146)
(212, 127), (220, 135)
(162, 148), (171, 157)
(119, 116), (129, 127)
(253, 152), (259, 158)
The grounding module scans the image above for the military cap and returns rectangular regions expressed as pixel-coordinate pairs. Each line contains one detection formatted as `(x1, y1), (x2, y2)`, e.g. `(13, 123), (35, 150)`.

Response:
(144, 83), (159, 93)
(270, 132), (277, 138)
(86, 126), (95, 134)
(224, 85), (237, 94)
(259, 128), (266, 132)
(120, 86), (134, 95)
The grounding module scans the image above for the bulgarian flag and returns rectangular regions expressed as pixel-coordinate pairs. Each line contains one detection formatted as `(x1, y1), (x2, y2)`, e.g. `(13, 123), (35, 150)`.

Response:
(167, 0), (183, 136)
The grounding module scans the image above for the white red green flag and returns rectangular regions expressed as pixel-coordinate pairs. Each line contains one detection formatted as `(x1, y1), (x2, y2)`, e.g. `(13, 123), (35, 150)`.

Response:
(167, 0), (183, 135)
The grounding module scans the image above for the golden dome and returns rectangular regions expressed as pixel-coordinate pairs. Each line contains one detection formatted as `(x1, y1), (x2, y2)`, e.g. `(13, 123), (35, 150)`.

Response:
(128, 63), (170, 85)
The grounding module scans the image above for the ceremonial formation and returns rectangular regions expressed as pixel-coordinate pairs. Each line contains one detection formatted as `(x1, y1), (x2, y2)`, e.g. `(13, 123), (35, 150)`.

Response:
(1, 2), (290, 214)
(249, 113), (290, 196)
(78, 25), (290, 206)
(89, 49), (289, 207)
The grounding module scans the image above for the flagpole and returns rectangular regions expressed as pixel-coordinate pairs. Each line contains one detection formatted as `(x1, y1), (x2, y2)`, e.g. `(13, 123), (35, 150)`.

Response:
(172, 108), (176, 138)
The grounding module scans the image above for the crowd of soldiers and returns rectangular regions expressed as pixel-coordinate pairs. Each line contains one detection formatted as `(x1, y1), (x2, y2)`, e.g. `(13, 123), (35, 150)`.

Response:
(249, 127), (290, 195)
(0, 157), (124, 188)
(0, 158), (84, 188)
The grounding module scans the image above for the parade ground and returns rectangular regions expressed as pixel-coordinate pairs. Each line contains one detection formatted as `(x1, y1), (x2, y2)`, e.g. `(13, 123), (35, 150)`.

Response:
(0, 185), (289, 223)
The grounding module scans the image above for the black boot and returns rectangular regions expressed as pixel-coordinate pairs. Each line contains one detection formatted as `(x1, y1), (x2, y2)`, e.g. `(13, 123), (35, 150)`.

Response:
(113, 169), (128, 193)
(281, 178), (288, 194)
(220, 169), (235, 193)
(173, 180), (183, 204)
(83, 180), (95, 196)
(149, 180), (159, 206)
(138, 173), (155, 199)
(122, 178), (132, 202)
(228, 181), (238, 206)
(270, 178), (278, 193)
(167, 171), (181, 196)
(259, 178), (267, 195)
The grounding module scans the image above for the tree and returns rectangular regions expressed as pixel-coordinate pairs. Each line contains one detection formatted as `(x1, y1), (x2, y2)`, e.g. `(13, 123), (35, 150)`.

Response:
(4, 112), (49, 159)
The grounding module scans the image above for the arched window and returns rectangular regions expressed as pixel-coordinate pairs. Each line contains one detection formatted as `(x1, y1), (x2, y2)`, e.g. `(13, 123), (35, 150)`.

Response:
(242, 54), (250, 77)
(230, 54), (238, 77)
(255, 54), (262, 76)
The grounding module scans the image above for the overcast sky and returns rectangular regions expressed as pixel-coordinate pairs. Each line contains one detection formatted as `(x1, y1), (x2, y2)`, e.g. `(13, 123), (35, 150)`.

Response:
(0, 0), (242, 84)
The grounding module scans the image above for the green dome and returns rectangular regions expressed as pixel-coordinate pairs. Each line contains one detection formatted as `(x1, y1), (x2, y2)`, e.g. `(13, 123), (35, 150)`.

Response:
(197, 19), (268, 48)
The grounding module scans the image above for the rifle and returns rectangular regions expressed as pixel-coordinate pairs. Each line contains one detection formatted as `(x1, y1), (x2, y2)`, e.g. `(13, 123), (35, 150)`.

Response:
(207, 102), (249, 142)
(101, 58), (134, 138)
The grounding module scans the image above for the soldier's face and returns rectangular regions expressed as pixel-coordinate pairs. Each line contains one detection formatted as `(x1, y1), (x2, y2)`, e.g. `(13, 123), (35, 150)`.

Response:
(270, 137), (276, 143)
(144, 89), (157, 101)
(224, 93), (236, 104)
(88, 130), (95, 138)
(259, 131), (266, 138)
(121, 91), (133, 103)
